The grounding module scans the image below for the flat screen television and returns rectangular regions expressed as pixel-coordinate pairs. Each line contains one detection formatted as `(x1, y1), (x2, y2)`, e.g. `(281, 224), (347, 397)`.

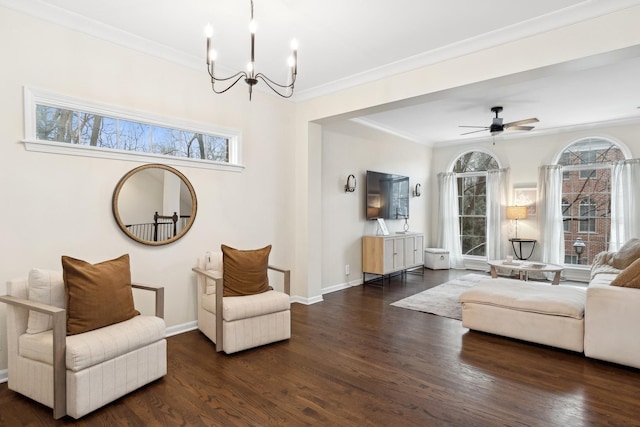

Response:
(366, 170), (410, 220)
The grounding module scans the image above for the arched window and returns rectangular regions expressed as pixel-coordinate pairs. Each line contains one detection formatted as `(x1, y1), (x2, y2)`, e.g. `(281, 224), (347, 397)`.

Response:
(557, 137), (626, 265)
(452, 151), (500, 257)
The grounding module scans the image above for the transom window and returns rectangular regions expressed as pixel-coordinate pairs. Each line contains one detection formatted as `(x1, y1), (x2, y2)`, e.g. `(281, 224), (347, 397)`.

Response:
(453, 151), (500, 257)
(558, 137), (626, 265)
(24, 88), (242, 171)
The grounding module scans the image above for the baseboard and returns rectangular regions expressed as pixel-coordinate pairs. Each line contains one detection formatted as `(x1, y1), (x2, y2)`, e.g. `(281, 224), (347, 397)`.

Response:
(0, 369), (7, 384)
(322, 278), (362, 295)
(165, 321), (198, 337)
(290, 295), (324, 305)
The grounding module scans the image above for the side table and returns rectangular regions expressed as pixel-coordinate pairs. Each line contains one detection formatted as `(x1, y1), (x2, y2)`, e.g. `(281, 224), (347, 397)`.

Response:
(509, 238), (536, 260)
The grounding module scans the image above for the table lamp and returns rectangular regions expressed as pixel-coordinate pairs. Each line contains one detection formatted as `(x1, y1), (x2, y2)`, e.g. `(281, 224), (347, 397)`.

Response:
(507, 206), (528, 238)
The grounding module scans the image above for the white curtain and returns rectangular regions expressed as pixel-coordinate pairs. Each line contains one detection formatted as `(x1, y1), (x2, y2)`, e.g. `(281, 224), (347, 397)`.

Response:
(486, 168), (509, 260)
(437, 172), (465, 268)
(537, 165), (564, 265)
(610, 159), (640, 250)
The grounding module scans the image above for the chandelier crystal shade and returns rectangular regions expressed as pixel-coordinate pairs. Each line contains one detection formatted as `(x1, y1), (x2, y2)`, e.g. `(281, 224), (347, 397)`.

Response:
(205, 0), (298, 100)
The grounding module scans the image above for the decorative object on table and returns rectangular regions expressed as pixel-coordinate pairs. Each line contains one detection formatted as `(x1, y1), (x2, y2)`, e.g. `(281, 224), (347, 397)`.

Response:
(204, 0), (298, 100)
(390, 273), (491, 320)
(506, 205), (528, 238)
(376, 218), (389, 236)
(344, 174), (356, 192)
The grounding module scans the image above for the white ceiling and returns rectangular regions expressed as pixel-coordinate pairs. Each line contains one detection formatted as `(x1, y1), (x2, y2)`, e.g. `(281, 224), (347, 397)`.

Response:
(4, 0), (640, 145)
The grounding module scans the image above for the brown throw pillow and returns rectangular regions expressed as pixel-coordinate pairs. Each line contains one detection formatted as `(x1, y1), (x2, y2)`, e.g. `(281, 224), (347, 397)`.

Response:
(611, 258), (640, 288)
(221, 244), (271, 297)
(62, 254), (139, 335)
(611, 238), (640, 269)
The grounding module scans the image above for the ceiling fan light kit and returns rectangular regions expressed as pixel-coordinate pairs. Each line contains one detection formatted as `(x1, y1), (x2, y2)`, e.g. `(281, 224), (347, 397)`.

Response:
(460, 106), (538, 137)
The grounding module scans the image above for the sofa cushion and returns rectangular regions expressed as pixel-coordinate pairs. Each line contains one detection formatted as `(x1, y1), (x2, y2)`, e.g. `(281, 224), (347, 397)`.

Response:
(611, 258), (640, 288)
(62, 254), (139, 335)
(221, 245), (272, 297)
(26, 269), (65, 334)
(589, 272), (618, 288)
(222, 290), (290, 322)
(611, 238), (640, 269)
(459, 279), (586, 319)
(18, 315), (165, 371)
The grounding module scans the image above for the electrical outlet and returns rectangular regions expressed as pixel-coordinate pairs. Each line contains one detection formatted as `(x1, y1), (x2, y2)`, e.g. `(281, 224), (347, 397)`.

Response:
(345, 264), (350, 275)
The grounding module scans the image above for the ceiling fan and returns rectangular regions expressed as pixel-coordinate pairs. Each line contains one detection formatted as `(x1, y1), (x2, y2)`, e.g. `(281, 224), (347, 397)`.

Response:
(460, 106), (539, 136)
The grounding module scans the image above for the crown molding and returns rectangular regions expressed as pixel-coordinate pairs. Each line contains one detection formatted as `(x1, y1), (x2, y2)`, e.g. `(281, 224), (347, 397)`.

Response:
(3, 0), (640, 103)
(293, 0), (640, 101)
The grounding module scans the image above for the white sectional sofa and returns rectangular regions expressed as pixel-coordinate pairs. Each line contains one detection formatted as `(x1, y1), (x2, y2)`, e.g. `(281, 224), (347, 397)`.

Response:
(584, 250), (640, 369)
(461, 239), (640, 369)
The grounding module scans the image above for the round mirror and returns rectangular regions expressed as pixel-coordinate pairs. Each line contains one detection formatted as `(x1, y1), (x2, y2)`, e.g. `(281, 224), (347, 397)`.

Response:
(112, 164), (197, 246)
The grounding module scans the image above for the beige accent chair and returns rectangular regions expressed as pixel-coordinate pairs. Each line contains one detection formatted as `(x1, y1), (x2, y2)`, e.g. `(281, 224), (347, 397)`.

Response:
(0, 272), (167, 419)
(192, 251), (291, 354)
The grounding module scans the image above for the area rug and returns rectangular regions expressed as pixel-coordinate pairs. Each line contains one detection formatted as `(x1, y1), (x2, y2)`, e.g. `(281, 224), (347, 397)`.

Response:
(390, 273), (491, 320)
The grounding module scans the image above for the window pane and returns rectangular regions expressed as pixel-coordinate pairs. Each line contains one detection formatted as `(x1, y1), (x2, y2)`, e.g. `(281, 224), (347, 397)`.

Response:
(205, 136), (230, 162)
(460, 217), (486, 256)
(119, 120), (149, 152)
(150, 125), (177, 156)
(453, 152), (499, 173)
(34, 101), (234, 165)
(562, 199), (570, 232)
(36, 105), (74, 143)
(457, 170), (490, 257)
(559, 138), (623, 265)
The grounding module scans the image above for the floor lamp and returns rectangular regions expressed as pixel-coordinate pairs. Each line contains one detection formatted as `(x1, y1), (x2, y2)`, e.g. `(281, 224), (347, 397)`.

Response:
(507, 206), (528, 239)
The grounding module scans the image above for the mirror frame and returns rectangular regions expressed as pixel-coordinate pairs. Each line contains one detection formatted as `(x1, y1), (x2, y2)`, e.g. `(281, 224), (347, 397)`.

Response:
(112, 163), (197, 246)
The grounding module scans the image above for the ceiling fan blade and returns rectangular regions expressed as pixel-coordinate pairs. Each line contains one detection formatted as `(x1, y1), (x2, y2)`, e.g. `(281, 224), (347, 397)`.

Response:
(506, 125), (535, 132)
(460, 128), (489, 135)
(504, 118), (539, 127)
(459, 125), (489, 129)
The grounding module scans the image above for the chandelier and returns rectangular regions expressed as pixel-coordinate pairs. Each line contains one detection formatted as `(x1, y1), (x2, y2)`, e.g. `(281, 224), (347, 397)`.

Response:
(205, 0), (298, 100)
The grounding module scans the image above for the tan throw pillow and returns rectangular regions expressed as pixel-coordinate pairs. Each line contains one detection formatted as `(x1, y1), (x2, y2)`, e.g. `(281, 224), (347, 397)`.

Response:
(611, 238), (640, 270)
(611, 258), (640, 288)
(62, 254), (139, 335)
(221, 244), (271, 297)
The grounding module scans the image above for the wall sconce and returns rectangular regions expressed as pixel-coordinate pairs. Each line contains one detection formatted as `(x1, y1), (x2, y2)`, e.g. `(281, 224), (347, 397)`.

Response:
(506, 205), (528, 238)
(413, 183), (421, 197)
(345, 174), (356, 192)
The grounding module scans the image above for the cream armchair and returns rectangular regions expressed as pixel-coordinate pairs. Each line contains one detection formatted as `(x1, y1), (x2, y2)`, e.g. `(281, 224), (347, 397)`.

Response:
(1, 268), (167, 419)
(192, 249), (291, 354)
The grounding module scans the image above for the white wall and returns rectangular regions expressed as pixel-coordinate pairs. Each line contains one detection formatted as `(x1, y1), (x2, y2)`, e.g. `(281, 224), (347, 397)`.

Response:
(0, 7), (296, 370)
(321, 121), (431, 292)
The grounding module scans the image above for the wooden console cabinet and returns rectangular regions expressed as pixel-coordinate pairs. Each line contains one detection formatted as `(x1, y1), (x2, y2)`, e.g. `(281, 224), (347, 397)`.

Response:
(362, 233), (424, 276)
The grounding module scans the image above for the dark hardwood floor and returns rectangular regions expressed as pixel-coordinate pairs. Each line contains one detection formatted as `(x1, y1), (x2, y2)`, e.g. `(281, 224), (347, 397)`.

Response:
(2, 269), (640, 426)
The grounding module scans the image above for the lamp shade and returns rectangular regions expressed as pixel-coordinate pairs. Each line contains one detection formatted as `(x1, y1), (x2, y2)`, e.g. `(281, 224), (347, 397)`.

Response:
(506, 206), (528, 220)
